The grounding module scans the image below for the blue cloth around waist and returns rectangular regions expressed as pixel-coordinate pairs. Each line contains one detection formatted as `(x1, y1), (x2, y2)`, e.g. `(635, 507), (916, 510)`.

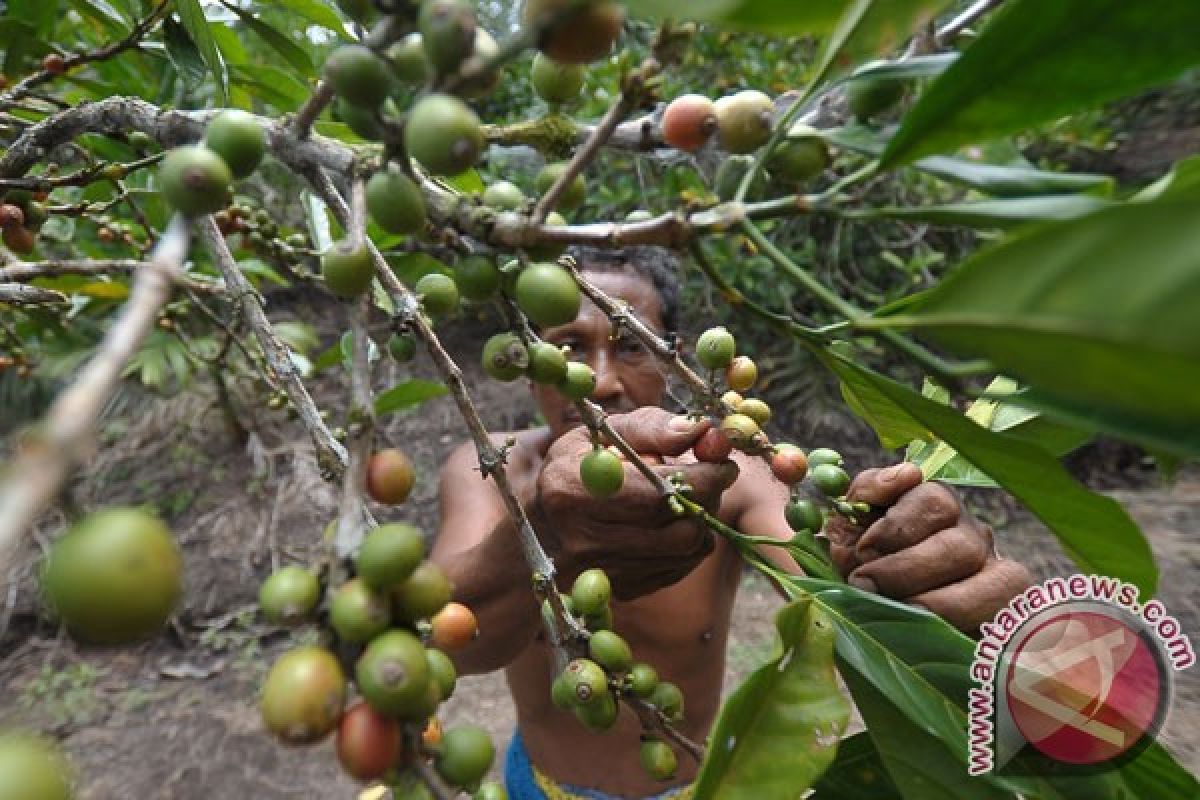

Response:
(504, 729), (690, 800)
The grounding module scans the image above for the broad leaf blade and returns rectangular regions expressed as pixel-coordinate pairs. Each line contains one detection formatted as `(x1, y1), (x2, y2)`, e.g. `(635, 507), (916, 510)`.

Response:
(224, 4), (315, 77)
(173, 0), (227, 103)
(809, 732), (902, 800)
(162, 16), (208, 90)
(694, 598), (850, 799)
(828, 127), (1114, 197)
(864, 195), (1110, 229)
(842, 669), (1015, 800)
(374, 380), (448, 417)
(877, 200), (1200, 458)
(880, 0), (1200, 166)
(819, 352), (1157, 597)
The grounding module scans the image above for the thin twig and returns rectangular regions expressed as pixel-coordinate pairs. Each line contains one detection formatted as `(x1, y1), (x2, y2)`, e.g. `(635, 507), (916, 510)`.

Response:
(197, 216), (349, 479)
(333, 295), (376, 564)
(0, 283), (67, 305)
(0, 1), (171, 107)
(0, 214), (190, 578)
(0, 259), (222, 293)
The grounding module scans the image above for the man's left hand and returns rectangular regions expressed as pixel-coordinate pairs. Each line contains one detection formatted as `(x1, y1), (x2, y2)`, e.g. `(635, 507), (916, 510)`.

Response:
(824, 462), (1033, 634)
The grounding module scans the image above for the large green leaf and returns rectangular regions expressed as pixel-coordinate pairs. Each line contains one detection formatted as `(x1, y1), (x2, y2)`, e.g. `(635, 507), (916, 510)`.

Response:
(827, 127), (1114, 197)
(173, 0), (227, 103)
(869, 200), (1200, 458)
(808, 732), (902, 800)
(694, 598), (850, 799)
(819, 352), (1157, 597)
(861, 195), (1110, 229)
(162, 16), (208, 90)
(837, 365), (934, 450)
(880, 0), (1200, 167)
(222, 3), (315, 77)
(842, 669), (1015, 800)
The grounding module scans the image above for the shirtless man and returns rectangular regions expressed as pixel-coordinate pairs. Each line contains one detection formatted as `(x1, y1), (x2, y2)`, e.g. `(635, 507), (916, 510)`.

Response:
(432, 247), (1033, 799)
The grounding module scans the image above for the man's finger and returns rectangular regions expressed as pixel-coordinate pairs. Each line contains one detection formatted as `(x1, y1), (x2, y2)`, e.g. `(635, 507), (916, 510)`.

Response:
(659, 461), (739, 509)
(855, 481), (962, 561)
(907, 558), (1034, 634)
(603, 407), (712, 458)
(845, 462), (923, 506)
(847, 524), (990, 599)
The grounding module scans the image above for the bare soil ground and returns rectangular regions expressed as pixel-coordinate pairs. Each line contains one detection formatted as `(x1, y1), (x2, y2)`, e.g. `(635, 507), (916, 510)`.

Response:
(1, 314), (1196, 797)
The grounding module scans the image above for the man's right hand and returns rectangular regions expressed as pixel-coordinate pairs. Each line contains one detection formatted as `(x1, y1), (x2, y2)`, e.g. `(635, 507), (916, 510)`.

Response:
(533, 407), (739, 601)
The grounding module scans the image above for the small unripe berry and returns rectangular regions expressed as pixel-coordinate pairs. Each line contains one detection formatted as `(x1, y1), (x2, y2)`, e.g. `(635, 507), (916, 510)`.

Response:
(810, 463), (851, 497)
(695, 326), (735, 370)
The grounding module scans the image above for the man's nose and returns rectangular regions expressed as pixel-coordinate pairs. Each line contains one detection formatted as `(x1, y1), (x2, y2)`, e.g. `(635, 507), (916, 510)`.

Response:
(590, 349), (625, 405)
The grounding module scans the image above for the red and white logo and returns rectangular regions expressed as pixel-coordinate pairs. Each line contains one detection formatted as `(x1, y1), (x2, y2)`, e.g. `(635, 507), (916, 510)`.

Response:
(1004, 609), (1164, 765)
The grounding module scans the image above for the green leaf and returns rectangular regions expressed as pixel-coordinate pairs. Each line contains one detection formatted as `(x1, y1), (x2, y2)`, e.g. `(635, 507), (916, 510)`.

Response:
(862, 195), (1110, 229)
(880, 0), (1200, 167)
(265, 0), (349, 39)
(222, 4), (315, 77)
(694, 598), (850, 799)
(819, 352), (1157, 597)
(621, 0), (840, 33)
(841, 52), (958, 84)
(272, 321), (319, 355)
(65, 0), (131, 38)
(827, 127), (1114, 197)
(842, 669), (1014, 800)
(442, 169), (485, 195)
(172, 0), (227, 103)
(835, 354), (934, 449)
(229, 64), (308, 110)
(823, 0), (953, 73)
(809, 732), (902, 800)
(8, 0), (59, 37)
(374, 380), (448, 417)
(162, 16), (208, 90)
(871, 200), (1200, 459)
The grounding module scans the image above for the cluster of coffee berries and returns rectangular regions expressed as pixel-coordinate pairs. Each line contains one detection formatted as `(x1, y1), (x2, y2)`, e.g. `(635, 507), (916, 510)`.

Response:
(0, 189), (48, 255)
(257, 520), (501, 795)
(546, 569), (683, 782)
(659, 92), (832, 200)
(158, 110), (266, 217)
(783, 448), (852, 538)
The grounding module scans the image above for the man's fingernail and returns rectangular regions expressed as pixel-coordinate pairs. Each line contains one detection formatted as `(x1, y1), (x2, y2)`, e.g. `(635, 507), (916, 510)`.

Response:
(881, 464), (905, 483)
(849, 574), (876, 593)
(669, 415), (699, 432)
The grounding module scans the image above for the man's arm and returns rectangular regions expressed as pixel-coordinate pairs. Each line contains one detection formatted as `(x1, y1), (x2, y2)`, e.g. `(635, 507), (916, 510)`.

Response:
(429, 438), (543, 675)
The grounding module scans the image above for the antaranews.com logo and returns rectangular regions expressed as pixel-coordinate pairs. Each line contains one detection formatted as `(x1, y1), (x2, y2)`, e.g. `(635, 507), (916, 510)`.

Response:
(968, 574), (1194, 775)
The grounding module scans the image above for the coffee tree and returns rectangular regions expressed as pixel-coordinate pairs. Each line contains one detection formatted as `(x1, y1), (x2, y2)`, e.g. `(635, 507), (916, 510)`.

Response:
(1, 0), (1199, 798)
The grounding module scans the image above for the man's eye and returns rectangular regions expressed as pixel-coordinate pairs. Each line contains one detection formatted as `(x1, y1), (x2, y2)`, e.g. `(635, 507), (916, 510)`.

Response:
(617, 336), (645, 355)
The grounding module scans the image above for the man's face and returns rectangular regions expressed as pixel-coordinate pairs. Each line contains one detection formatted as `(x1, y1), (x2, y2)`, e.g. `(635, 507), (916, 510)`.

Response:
(532, 269), (668, 439)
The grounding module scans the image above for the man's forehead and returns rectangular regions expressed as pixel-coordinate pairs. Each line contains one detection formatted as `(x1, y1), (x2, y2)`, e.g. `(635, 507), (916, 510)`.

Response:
(578, 268), (663, 323)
